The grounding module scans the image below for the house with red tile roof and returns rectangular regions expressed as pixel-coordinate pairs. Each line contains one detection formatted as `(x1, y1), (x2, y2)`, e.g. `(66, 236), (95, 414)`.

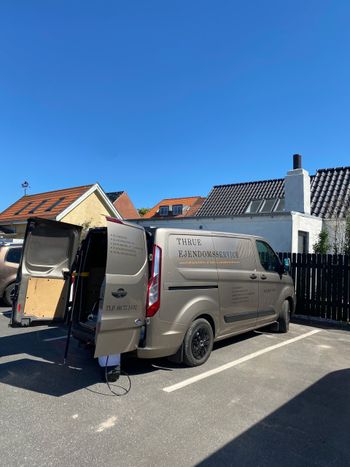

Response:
(0, 183), (121, 238)
(106, 191), (140, 219)
(140, 196), (206, 219)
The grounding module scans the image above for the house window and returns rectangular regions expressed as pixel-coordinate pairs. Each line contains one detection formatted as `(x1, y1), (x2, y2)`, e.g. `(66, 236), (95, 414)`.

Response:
(45, 197), (66, 212)
(274, 198), (285, 212)
(14, 202), (32, 216)
(29, 199), (48, 214)
(260, 199), (278, 213)
(159, 206), (169, 216)
(298, 231), (309, 254)
(172, 204), (183, 216)
(246, 200), (263, 213)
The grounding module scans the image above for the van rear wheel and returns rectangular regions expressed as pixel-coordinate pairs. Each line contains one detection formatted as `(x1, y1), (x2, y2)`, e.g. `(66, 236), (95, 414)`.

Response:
(183, 318), (214, 367)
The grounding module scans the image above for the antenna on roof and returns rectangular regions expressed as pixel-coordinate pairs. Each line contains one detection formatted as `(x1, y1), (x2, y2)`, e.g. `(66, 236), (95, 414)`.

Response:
(21, 181), (30, 196)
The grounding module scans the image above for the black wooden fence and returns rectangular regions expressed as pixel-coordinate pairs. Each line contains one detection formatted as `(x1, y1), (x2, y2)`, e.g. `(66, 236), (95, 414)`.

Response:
(277, 253), (350, 323)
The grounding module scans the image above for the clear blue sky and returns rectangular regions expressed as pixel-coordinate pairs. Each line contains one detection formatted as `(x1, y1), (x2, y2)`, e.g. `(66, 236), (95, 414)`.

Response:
(0, 1), (349, 212)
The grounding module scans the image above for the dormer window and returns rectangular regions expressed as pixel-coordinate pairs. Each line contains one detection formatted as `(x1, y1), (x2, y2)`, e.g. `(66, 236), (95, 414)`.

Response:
(172, 204), (183, 215)
(159, 205), (169, 216)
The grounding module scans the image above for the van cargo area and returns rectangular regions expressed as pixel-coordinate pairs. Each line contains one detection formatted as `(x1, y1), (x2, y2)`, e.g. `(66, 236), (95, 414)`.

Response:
(72, 228), (108, 340)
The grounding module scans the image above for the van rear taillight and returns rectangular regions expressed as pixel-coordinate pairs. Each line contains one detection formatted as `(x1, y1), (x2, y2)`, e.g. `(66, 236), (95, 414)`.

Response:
(146, 245), (162, 317)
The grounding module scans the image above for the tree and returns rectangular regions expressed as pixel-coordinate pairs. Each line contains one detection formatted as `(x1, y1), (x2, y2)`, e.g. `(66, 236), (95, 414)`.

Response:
(138, 208), (150, 217)
(313, 228), (330, 254)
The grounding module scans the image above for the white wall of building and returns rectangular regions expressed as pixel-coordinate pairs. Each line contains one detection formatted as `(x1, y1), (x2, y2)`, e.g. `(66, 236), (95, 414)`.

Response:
(291, 213), (323, 253)
(136, 214), (293, 252)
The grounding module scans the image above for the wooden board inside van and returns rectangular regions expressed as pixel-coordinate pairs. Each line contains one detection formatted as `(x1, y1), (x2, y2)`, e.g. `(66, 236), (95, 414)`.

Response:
(24, 277), (67, 319)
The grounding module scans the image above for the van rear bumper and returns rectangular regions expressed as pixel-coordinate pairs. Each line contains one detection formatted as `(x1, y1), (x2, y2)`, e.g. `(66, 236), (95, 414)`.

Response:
(137, 345), (180, 359)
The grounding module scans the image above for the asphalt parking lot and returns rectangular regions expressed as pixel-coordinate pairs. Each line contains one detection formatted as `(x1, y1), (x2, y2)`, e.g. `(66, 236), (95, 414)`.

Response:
(0, 305), (349, 467)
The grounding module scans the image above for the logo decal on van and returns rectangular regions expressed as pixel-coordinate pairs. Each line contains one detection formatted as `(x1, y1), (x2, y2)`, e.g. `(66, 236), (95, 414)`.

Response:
(112, 288), (127, 299)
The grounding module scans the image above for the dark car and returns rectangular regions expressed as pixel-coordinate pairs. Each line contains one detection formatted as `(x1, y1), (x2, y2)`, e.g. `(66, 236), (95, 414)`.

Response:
(0, 242), (23, 306)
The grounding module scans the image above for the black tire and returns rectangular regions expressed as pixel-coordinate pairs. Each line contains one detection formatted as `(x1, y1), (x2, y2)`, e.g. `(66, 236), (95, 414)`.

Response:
(4, 283), (15, 307)
(278, 300), (290, 333)
(183, 318), (214, 367)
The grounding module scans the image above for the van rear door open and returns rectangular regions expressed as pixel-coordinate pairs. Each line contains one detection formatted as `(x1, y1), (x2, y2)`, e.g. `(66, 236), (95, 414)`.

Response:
(94, 218), (148, 357)
(12, 218), (82, 326)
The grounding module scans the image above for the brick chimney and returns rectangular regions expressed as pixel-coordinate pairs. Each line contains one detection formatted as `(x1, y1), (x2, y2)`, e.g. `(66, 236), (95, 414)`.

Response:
(284, 154), (311, 214)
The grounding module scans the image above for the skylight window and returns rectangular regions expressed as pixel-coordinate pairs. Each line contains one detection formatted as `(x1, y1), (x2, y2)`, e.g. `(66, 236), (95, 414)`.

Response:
(274, 198), (285, 212)
(260, 199), (277, 213)
(29, 199), (48, 214)
(45, 197), (66, 212)
(14, 202), (32, 216)
(246, 198), (285, 214)
(246, 200), (263, 213)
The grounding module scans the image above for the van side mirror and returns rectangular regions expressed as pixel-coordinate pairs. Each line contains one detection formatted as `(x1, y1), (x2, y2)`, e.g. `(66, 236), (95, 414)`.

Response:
(283, 258), (291, 273)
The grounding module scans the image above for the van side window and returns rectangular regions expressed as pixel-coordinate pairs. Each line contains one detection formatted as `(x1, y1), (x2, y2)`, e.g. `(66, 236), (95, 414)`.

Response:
(256, 241), (280, 272)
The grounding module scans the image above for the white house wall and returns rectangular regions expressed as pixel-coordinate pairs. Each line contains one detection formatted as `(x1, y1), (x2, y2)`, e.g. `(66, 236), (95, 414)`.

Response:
(135, 215), (294, 252)
(291, 213), (323, 253)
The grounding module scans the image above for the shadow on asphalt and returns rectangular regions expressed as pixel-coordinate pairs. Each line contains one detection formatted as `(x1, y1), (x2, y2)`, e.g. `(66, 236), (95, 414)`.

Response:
(0, 323), (179, 396)
(197, 369), (350, 467)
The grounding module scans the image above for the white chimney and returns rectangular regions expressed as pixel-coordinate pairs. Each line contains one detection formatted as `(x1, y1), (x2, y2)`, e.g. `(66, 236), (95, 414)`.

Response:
(284, 154), (311, 214)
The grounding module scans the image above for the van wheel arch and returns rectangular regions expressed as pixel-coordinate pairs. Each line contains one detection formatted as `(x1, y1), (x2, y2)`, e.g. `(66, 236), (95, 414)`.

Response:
(168, 314), (216, 365)
(195, 314), (216, 338)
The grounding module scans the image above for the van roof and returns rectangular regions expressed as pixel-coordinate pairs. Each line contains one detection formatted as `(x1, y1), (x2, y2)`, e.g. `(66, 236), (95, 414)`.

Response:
(151, 227), (264, 241)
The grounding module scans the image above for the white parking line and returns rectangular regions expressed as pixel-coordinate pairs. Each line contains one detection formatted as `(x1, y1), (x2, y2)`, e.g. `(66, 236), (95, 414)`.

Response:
(163, 329), (321, 393)
(43, 335), (68, 342)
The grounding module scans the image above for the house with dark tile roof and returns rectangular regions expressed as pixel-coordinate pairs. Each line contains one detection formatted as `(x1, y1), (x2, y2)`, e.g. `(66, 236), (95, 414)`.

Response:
(135, 155), (350, 254)
(196, 166), (350, 219)
(106, 191), (140, 219)
(0, 184), (121, 238)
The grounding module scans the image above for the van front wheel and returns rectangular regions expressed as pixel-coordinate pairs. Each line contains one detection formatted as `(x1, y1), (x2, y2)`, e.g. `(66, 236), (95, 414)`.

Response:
(183, 318), (214, 367)
(278, 300), (290, 333)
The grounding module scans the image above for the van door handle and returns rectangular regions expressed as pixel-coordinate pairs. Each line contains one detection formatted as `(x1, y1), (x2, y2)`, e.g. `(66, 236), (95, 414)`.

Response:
(250, 274), (257, 280)
(261, 274), (267, 280)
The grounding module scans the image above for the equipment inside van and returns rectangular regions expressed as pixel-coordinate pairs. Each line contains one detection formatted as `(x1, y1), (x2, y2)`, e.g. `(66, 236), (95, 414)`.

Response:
(11, 217), (295, 367)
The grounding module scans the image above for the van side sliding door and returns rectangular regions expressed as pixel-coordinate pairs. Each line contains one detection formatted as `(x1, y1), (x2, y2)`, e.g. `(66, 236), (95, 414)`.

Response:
(213, 237), (258, 334)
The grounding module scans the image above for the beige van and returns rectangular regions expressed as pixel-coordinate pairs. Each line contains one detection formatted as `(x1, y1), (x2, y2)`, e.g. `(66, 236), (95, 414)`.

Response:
(11, 217), (295, 366)
(0, 242), (23, 306)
